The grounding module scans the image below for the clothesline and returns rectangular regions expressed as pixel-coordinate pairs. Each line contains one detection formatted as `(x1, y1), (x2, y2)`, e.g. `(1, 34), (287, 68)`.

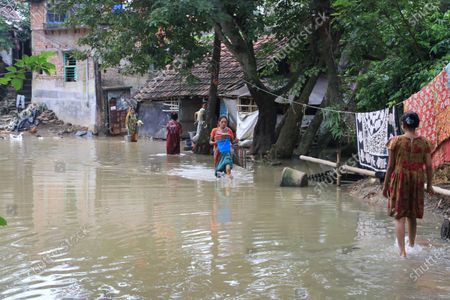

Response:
(240, 62), (449, 115)
(240, 78), (405, 115)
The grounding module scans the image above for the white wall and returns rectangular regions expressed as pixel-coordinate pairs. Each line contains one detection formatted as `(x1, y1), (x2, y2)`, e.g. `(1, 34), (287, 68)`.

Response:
(32, 56), (97, 129)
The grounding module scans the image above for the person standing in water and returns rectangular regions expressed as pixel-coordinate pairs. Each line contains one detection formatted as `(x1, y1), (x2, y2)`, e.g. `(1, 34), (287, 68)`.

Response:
(166, 112), (182, 154)
(125, 107), (142, 142)
(383, 111), (434, 257)
(192, 100), (208, 145)
(210, 116), (234, 178)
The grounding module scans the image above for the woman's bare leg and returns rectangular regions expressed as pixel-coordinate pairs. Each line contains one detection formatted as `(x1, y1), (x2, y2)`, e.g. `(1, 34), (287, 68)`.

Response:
(225, 164), (231, 175)
(395, 218), (407, 257)
(407, 217), (417, 247)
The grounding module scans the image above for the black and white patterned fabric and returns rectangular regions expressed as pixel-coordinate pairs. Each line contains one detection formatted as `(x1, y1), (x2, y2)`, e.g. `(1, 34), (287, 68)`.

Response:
(356, 107), (399, 171)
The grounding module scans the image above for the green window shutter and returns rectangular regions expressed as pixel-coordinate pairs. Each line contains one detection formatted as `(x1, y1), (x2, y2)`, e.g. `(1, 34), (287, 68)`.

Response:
(64, 52), (77, 82)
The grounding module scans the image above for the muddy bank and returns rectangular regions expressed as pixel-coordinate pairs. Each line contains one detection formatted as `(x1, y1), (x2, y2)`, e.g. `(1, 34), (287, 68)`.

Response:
(0, 119), (89, 138)
(347, 177), (450, 218)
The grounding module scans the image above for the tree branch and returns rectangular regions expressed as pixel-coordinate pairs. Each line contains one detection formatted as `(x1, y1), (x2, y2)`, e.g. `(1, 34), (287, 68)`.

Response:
(273, 69), (302, 95)
(214, 24), (237, 56)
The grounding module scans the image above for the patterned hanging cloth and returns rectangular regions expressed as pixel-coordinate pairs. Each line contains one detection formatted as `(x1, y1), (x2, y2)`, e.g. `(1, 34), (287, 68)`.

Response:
(404, 69), (450, 169)
(356, 107), (399, 171)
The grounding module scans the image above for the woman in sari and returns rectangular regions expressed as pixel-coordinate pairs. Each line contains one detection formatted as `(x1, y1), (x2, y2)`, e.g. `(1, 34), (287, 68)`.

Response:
(125, 107), (140, 142)
(166, 112), (182, 154)
(210, 116), (234, 178)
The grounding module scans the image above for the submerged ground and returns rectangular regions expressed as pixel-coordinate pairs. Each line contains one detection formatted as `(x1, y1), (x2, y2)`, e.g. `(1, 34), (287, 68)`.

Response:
(1, 137), (449, 299)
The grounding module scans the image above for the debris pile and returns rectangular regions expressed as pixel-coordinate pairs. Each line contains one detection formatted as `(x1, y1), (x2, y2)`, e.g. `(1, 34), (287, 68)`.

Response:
(1, 103), (49, 131)
(0, 102), (80, 137)
(36, 109), (62, 125)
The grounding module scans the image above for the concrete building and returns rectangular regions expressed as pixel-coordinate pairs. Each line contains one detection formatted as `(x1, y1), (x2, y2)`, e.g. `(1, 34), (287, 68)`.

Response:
(29, 0), (147, 132)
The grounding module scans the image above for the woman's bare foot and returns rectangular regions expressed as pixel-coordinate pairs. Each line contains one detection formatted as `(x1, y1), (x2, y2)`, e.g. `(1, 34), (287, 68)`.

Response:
(400, 250), (407, 258)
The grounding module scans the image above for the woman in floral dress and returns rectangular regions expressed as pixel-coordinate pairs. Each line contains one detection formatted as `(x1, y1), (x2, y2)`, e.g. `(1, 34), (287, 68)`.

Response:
(383, 112), (434, 257)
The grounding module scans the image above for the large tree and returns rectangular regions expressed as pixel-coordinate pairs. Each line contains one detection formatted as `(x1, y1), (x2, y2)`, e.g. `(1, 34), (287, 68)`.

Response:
(333, 0), (450, 111)
(63, 0), (309, 155)
(62, 0), (449, 157)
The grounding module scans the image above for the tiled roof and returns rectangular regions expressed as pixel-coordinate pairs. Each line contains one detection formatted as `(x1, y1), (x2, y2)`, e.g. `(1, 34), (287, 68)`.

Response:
(133, 36), (278, 101)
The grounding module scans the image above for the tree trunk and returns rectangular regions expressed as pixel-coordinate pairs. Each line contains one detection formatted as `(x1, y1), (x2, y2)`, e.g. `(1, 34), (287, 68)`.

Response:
(194, 29), (221, 154)
(0, 57), (6, 101)
(295, 0), (342, 155)
(248, 86), (277, 156)
(297, 110), (323, 155)
(213, 5), (279, 156)
(270, 74), (319, 158)
(314, 0), (340, 103)
(94, 60), (107, 135)
(207, 28), (222, 130)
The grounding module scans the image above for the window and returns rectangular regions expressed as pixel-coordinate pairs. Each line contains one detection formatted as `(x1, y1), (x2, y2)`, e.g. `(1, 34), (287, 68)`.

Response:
(64, 52), (76, 82)
(162, 100), (180, 112)
(46, 1), (67, 24)
(237, 98), (257, 113)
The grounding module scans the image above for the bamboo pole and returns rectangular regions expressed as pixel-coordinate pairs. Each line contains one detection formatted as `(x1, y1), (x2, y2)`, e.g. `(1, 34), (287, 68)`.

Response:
(336, 145), (342, 186)
(340, 165), (376, 177)
(425, 184), (450, 197)
(300, 155), (376, 176)
(300, 155), (450, 197)
(299, 155), (337, 167)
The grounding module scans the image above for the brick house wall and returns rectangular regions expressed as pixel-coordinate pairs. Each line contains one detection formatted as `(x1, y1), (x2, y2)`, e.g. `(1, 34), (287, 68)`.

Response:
(30, 0), (97, 129)
(29, 0), (148, 131)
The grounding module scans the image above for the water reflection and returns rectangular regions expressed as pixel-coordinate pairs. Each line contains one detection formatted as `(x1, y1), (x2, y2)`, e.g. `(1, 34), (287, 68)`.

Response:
(1, 137), (450, 299)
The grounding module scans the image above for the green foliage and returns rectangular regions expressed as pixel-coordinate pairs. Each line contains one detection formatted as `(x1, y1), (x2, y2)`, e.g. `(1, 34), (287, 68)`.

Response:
(323, 110), (343, 139)
(0, 17), (12, 51)
(322, 106), (356, 143)
(56, 0), (448, 144)
(61, 0), (311, 76)
(0, 2), (30, 51)
(0, 216), (6, 226)
(15, 2), (31, 43)
(0, 52), (56, 91)
(333, 0), (450, 111)
(61, 0), (216, 74)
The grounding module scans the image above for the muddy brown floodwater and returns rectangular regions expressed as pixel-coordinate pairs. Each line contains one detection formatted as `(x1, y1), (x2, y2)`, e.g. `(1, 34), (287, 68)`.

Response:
(1, 137), (450, 299)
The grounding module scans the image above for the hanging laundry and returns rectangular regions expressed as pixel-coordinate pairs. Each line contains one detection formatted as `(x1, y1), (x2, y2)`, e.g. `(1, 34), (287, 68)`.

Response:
(356, 107), (399, 171)
(432, 139), (450, 170)
(436, 105), (450, 148)
(404, 70), (450, 147)
(404, 69), (450, 168)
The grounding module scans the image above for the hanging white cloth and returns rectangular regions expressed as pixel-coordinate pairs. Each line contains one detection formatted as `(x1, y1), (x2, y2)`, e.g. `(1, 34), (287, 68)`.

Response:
(355, 107), (399, 171)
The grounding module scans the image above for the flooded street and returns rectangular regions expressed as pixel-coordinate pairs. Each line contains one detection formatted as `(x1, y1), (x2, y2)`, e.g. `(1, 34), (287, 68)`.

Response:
(1, 137), (450, 299)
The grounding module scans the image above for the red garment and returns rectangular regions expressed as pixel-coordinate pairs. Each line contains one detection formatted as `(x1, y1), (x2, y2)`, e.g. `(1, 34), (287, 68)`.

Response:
(166, 119), (182, 154)
(432, 138), (450, 169)
(404, 70), (450, 168)
(210, 127), (234, 165)
(386, 136), (432, 219)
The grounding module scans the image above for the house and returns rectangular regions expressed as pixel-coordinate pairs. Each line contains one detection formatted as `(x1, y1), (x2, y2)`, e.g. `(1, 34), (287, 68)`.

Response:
(132, 41), (246, 139)
(29, 0), (148, 133)
(133, 38), (327, 141)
